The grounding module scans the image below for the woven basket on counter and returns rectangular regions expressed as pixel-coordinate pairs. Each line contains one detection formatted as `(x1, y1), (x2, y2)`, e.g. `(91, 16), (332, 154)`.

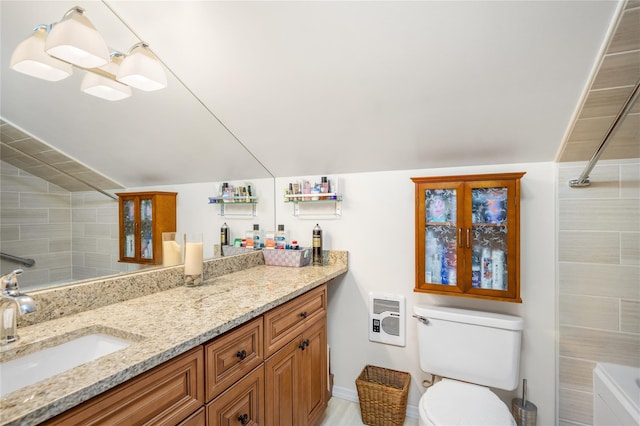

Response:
(355, 365), (411, 426)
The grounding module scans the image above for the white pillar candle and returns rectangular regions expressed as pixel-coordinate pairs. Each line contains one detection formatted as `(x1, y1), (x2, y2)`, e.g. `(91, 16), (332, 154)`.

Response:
(162, 240), (182, 266)
(184, 242), (203, 275)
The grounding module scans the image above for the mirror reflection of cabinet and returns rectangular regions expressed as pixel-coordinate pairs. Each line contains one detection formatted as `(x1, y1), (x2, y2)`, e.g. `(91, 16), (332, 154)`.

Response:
(411, 173), (525, 303)
(116, 192), (177, 265)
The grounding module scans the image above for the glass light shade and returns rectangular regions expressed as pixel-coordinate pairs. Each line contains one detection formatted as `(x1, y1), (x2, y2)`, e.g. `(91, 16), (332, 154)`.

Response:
(45, 7), (109, 68)
(81, 53), (132, 101)
(116, 44), (167, 91)
(10, 27), (72, 81)
(81, 72), (132, 101)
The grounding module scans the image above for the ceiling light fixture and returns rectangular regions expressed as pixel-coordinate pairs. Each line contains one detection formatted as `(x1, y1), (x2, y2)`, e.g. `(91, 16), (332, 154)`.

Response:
(44, 6), (109, 69)
(10, 5), (167, 101)
(81, 52), (132, 101)
(10, 25), (73, 82)
(116, 42), (167, 91)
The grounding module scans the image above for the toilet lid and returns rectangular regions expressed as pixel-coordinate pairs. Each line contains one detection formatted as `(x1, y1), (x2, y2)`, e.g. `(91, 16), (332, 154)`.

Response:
(420, 379), (516, 426)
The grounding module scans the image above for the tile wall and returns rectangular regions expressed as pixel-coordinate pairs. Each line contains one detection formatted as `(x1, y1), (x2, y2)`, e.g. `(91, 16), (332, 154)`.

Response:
(557, 160), (640, 426)
(0, 160), (125, 289)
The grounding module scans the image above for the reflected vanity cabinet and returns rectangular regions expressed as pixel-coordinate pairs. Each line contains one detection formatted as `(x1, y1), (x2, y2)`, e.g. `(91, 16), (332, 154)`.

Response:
(411, 173), (525, 303)
(116, 191), (177, 265)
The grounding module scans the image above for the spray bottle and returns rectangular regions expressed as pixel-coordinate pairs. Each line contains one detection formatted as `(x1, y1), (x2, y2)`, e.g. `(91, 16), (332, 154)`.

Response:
(313, 224), (323, 266)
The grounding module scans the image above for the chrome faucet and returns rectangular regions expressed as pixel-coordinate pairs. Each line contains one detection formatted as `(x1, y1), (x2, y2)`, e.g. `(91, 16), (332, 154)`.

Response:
(1, 269), (37, 345)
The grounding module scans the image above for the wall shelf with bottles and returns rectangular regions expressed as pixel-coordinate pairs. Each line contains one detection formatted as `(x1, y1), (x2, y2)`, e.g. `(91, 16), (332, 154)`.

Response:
(283, 176), (342, 218)
(283, 193), (343, 217)
(411, 172), (525, 303)
(209, 182), (258, 217)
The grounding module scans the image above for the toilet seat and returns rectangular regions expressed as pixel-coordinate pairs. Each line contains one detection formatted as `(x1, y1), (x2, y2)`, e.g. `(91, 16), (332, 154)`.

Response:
(419, 379), (516, 426)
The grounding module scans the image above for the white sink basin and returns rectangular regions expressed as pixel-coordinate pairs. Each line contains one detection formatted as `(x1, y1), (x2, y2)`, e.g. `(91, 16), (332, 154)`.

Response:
(0, 333), (131, 397)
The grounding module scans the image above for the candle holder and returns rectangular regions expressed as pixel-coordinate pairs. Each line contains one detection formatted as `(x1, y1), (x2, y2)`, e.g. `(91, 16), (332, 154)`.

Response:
(184, 233), (203, 286)
(162, 232), (182, 267)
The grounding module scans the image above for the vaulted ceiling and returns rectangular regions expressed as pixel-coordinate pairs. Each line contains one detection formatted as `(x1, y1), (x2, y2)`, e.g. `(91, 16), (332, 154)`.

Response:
(1, 1), (637, 191)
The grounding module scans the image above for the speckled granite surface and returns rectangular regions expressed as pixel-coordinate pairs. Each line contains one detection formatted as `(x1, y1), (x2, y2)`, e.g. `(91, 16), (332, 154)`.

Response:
(18, 250), (266, 327)
(0, 251), (347, 426)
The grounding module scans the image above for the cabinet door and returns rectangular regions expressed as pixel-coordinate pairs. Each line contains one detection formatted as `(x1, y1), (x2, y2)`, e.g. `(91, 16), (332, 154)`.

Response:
(120, 196), (138, 262)
(139, 195), (155, 261)
(265, 338), (300, 426)
(415, 181), (465, 295)
(299, 316), (328, 426)
(463, 179), (520, 300)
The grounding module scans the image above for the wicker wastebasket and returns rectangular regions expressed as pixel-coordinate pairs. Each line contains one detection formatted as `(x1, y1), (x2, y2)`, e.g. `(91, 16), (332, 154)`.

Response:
(355, 365), (411, 426)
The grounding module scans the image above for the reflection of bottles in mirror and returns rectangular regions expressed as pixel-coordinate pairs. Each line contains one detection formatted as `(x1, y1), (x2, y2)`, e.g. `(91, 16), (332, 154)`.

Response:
(125, 235), (134, 257)
(142, 238), (152, 258)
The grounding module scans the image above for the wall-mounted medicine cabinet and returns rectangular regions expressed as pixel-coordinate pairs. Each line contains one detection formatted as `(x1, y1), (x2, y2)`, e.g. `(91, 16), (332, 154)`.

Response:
(411, 172), (525, 303)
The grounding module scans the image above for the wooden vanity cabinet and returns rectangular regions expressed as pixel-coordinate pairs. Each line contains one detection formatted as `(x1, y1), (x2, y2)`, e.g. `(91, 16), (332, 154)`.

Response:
(44, 346), (204, 426)
(412, 173), (525, 302)
(116, 191), (177, 265)
(44, 284), (329, 426)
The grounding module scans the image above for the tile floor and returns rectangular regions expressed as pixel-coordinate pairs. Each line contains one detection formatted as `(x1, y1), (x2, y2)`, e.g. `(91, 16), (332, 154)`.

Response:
(319, 397), (419, 426)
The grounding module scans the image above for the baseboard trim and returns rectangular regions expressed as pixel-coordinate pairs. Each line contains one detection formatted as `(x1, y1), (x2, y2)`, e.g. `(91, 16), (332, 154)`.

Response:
(332, 385), (419, 419)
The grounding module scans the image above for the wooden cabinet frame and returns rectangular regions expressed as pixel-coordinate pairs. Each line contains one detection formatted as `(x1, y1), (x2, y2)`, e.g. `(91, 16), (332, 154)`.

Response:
(412, 173), (525, 303)
(116, 191), (177, 265)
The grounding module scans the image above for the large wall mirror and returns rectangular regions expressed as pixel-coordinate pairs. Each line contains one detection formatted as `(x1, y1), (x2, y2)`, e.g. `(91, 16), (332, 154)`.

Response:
(0, 1), (276, 291)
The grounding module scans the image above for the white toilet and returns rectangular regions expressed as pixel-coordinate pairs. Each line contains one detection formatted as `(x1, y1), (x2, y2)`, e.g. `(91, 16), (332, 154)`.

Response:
(414, 305), (524, 426)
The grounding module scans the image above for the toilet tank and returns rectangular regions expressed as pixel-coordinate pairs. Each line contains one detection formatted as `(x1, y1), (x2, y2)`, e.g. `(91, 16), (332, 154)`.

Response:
(414, 305), (524, 391)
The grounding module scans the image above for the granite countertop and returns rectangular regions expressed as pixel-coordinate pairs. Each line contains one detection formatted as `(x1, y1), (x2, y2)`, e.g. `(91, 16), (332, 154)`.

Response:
(0, 257), (347, 426)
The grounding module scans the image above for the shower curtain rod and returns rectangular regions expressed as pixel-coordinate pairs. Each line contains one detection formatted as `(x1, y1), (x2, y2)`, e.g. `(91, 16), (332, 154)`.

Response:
(569, 80), (640, 188)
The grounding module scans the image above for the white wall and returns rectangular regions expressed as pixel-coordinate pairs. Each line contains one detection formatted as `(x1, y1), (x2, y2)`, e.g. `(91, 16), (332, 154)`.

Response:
(276, 162), (557, 425)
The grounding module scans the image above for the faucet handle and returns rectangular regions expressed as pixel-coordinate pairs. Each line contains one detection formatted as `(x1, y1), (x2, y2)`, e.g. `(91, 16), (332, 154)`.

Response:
(2, 269), (23, 292)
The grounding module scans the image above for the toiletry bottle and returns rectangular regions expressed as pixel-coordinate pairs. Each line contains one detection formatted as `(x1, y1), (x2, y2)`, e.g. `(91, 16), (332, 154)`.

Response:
(321, 176), (329, 199)
(491, 249), (506, 290)
(275, 224), (287, 250)
(440, 244), (449, 284)
(313, 224), (323, 265)
(252, 224), (261, 248)
(265, 230), (276, 249)
(221, 222), (229, 246)
(481, 247), (493, 289)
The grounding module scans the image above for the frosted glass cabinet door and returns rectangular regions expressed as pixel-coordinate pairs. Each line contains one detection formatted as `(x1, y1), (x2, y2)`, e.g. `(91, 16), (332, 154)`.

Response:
(140, 198), (153, 260)
(122, 199), (136, 259)
(412, 173), (524, 303)
(471, 186), (509, 291)
(424, 188), (458, 286)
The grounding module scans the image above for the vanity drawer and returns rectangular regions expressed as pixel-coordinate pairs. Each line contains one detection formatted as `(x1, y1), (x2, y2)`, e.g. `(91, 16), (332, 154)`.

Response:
(264, 284), (327, 357)
(205, 316), (263, 402)
(206, 364), (264, 426)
